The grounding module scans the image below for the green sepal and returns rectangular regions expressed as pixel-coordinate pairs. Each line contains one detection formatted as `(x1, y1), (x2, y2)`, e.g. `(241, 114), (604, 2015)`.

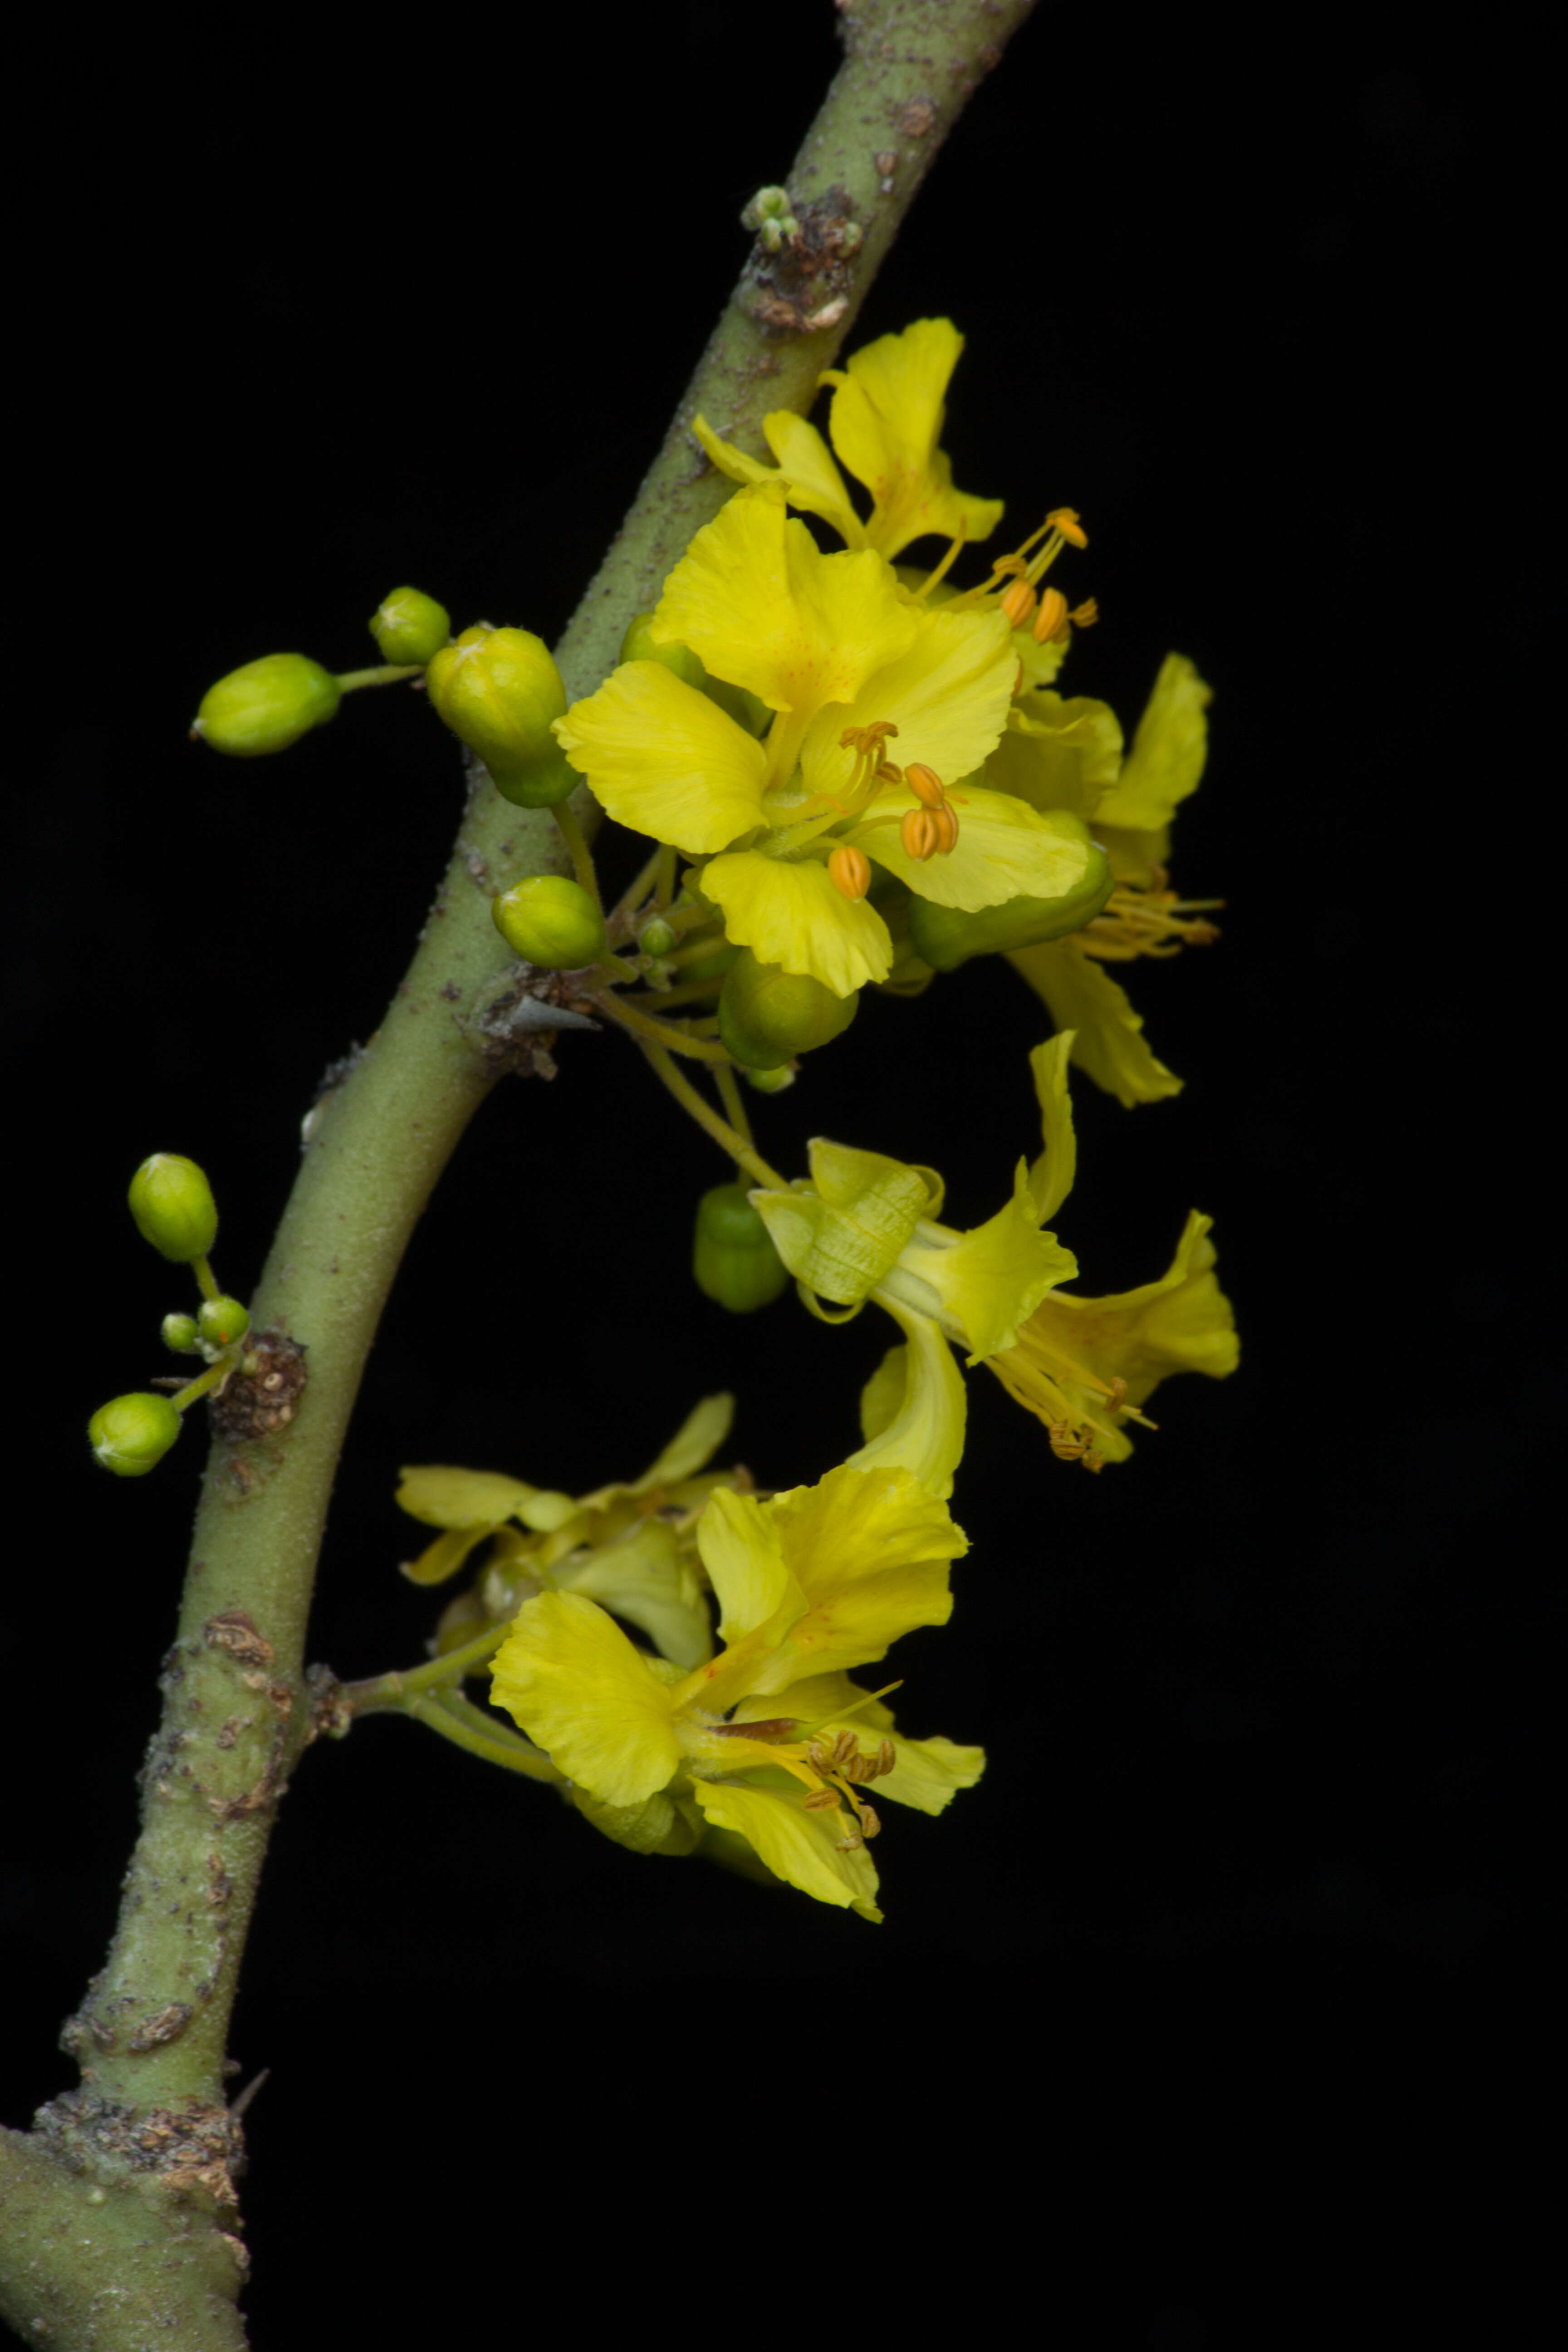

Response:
(718, 949), (858, 1069)
(572, 1781), (704, 1857)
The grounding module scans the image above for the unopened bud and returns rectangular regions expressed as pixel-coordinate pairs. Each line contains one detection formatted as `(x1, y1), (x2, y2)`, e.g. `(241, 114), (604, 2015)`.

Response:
(162, 1312), (200, 1352)
(718, 949), (858, 1070)
(128, 1155), (218, 1263)
(369, 586), (451, 665)
(908, 828), (1113, 969)
(198, 1295), (251, 1349)
(192, 655), (340, 757)
(89, 1392), (182, 1478)
(637, 916), (678, 957)
(742, 185), (792, 229)
(693, 1184), (790, 1313)
(493, 875), (606, 969)
(426, 626), (577, 807)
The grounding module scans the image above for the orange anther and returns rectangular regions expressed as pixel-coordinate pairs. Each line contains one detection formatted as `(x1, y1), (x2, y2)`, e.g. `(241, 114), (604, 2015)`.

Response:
(904, 761), (946, 808)
(828, 843), (872, 901)
(1070, 598), (1099, 629)
(930, 804), (960, 854)
(1000, 577), (1038, 629)
(1033, 587), (1070, 644)
(1046, 507), (1088, 548)
(901, 808), (942, 861)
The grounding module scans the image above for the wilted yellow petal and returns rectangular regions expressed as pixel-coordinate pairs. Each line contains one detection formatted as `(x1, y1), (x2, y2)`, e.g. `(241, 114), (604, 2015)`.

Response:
(556, 661), (767, 855)
(559, 1519), (714, 1671)
(887, 1162), (1078, 1363)
(986, 694), (1125, 823)
(847, 1297), (967, 1500)
(1008, 940), (1182, 1107)
(395, 1464), (546, 1530)
(1095, 653), (1210, 836)
(399, 1525), (494, 1588)
(1025, 1032), (1079, 1224)
(490, 1593), (682, 1807)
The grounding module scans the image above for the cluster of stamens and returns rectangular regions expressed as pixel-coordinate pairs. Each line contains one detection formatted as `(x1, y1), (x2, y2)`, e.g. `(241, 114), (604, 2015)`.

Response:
(1079, 867), (1223, 962)
(951, 507), (1098, 655)
(825, 725), (965, 900)
(801, 1726), (898, 1852)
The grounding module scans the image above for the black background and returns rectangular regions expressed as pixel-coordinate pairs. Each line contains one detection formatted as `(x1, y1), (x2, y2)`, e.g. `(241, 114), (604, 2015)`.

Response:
(4, 6), (1553, 2341)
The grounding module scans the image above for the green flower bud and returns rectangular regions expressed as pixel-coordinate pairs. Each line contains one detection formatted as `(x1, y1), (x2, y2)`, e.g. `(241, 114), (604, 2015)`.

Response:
(744, 1062), (796, 1094)
(637, 915), (677, 958)
(492, 875), (606, 969)
(426, 625), (576, 807)
(369, 585), (450, 666)
(89, 1392), (182, 1477)
(128, 1154), (218, 1263)
(192, 655), (340, 756)
(907, 828), (1115, 971)
(718, 950), (858, 1070)
(678, 940), (739, 985)
(162, 1312), (200, 1352)
(198, 1295), (251, 1349)
(693, 1183), (790, 1313)
(741, 185), (792, 229)
(619, 614), (769, 736)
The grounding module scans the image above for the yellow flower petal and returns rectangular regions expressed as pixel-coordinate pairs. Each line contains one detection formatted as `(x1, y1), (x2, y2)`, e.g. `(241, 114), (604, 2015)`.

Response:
(703, 849), (893, 993)
(691, 412), (867, 548)
(847, 1297), (967, 1500)
(733, 1674), (980, 1813)
(1007, 940), (1183, 1107)
(873, 1732), (986, 1815)
(800, 604), (1014, 812)
(750, 1464), (966, 1693)
(490, 1592), (682, 1807)
(695, 1486), (796, 1647)
(653, 489), (917, 716)
(555, 661), (766, 855)
(1026, 1032), (1079, 1224)
(823, 318), (1004, 559)
(687, 1777), (882, 1920)
(857, 785), (1093, 913)
(887, 1161), (1078, 1362)
(986, 694), (1125, 823)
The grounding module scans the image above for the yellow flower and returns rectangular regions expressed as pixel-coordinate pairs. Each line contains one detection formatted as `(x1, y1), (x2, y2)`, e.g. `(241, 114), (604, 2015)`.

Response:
(556, 488), (1095, 995)
(692, 317), (1004, 560)
(751, 1034), (1238, 1472)
(395, 1395), (737, 1671)
(990, 656), (1222, 1104)
(489, 1462), (984, 1921)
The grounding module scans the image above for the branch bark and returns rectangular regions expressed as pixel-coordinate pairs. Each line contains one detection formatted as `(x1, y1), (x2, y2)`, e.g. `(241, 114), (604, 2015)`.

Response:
(0, 5), (1039, 2342)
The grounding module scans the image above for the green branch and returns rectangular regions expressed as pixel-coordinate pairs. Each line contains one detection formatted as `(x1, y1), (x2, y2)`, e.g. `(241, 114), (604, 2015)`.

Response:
(0, 5), (1039, 2344)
